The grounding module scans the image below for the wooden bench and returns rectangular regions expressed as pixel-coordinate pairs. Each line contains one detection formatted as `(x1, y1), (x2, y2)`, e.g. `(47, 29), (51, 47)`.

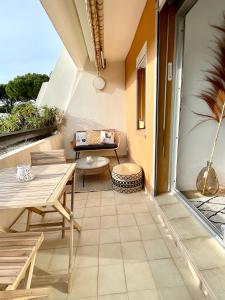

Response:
(0, 231), (49, 299)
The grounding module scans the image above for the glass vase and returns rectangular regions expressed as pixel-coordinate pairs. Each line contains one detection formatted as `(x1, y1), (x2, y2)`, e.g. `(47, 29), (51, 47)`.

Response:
(196, 161), (219, 196)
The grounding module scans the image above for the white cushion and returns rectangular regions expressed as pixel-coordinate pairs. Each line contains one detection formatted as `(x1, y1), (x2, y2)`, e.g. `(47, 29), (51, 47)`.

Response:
(100, 131), (115, 144)
(76, 131), (88, 146)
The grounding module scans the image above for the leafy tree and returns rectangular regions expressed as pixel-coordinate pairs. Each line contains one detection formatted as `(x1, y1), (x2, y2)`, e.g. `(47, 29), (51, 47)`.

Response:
(5, 73), (49, 102)
(0, 84), (13, 112)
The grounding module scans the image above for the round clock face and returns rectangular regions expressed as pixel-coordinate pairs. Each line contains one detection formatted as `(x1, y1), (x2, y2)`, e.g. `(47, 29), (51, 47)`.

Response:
(93, 76), (106, 90)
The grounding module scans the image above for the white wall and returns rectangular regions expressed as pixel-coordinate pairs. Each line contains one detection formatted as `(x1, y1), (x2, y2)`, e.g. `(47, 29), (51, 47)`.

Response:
(176, 0), (225, 191)
(64, 61), (127, 158)
(38, 48), (127, 159)
(37, 48), (78, 111)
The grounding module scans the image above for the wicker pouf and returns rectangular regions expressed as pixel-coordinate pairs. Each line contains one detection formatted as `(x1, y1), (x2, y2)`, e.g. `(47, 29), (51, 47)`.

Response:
(112, 163), (143, 193)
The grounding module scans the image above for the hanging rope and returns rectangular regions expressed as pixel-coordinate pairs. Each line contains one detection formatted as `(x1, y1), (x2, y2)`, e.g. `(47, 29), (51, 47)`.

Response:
(86, 0), (105, 72)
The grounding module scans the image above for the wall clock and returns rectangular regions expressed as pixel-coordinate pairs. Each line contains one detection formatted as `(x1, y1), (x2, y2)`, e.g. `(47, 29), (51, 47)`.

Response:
(93, 76), (106, 90)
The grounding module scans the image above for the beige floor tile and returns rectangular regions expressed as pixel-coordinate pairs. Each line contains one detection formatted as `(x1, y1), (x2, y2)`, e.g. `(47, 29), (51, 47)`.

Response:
(69, 266), (98, 298)
(75, 192), (88, 200)
(81, 217), (100, 230)
(143, 239), (171, 260)
(74, 199), (87, 209)
(88, 191), (101, 199)
(99, 294), (128, 300)
(101, 215), (118, 228)
(119, 226), (141, 242)
(139, 224), (161, 240)
(86, 198), (101, 207)
(170, 217), (210, 240)
(131, 203), (149, 213)
(101, 205), (117, 216)
(121, 241), (147, 263)
(174, 258), (206, 300)
(79, 229), (100, 246)
(128, 289), (160, 300)
(48, 247), (71, 272)
(71, 298), (97, 300)
(99, 243), (123, 265)
(156, 194), (178, 206)
(101, 190), (115, 198)
(183, 237), (225, 270)
(124, 262), (156, 291)
(150, 258), (184, 288)
(163, 237), (182, 259)
(159, 286), (192, 300)
(98, 264), (127, 295)
(40, 232), (79, 250)
(75, 245), (98, 267)
(101, 197), (116, 206)
(100, 228), (120, 244)
(218, 292), (225, 300)
(35, 249), (54, 274)
(134, 212), (154, 225)
(32, 282), (68, 300)
(74, 208), (85, 218)
(118, 214), (136, 227)
(160, 203), (190, 220)
(117, 204), (132, 215)
(85, 206), (101, 217)
(201, 266), (225, 296)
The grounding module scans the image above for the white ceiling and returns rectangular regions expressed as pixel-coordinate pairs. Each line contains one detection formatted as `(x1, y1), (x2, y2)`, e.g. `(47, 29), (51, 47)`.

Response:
(104, 0), (147, 61)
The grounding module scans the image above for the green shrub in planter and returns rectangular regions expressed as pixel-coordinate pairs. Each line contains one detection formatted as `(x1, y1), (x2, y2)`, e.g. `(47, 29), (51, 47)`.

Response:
(0, 102), (63, 133)
(0, 114), (20, 132)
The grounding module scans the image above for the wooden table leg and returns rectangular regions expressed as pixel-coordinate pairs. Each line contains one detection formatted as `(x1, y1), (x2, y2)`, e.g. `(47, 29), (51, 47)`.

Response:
(68, 213), (74, 293)
(71, 171), (75, 213)
(62, 192), (66, 239)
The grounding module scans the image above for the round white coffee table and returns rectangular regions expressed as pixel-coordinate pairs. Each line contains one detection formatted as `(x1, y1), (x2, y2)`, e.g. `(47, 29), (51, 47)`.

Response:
(75, 156), (111, 187)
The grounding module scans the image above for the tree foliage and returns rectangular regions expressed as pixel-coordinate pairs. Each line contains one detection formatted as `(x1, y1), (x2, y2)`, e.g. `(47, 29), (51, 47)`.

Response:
(5, 73), (49, 101)
(0, 84), (13, 112)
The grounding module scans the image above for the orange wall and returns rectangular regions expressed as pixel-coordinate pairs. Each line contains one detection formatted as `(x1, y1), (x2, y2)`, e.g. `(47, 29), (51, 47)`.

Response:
(125, 0), (156, 191)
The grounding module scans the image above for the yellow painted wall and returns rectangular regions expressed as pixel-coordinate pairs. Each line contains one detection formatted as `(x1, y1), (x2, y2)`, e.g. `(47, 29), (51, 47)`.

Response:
(125, 0), (156, 191)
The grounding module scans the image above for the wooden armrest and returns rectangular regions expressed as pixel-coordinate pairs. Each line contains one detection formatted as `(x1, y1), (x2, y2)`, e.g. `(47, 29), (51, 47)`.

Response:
(0, 287), (50, 300)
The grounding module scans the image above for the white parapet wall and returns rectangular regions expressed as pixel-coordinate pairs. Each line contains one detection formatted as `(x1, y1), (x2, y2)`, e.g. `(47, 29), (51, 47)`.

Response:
(0, 133), (64, 227)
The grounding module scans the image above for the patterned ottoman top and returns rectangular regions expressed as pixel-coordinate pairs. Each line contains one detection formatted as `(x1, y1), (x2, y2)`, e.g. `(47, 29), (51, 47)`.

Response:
(113, 163), (142, 176)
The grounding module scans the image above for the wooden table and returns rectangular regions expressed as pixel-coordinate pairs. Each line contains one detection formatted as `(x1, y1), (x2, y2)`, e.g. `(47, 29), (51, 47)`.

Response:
(0, 163), (81, 293)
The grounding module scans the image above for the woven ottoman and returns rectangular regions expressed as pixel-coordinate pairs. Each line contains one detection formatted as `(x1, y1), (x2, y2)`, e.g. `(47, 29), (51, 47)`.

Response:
(112, 163), (143, 193)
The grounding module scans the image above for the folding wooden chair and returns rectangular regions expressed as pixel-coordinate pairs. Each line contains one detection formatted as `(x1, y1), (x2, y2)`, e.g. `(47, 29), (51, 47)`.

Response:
(28, 150), (72, 238)
(0, 231), (49, 299)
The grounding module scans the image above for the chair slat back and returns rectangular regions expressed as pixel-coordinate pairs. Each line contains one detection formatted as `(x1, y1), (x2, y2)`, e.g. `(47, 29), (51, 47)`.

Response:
(0, 232), (43, 291)
(31, 150), (66, 166)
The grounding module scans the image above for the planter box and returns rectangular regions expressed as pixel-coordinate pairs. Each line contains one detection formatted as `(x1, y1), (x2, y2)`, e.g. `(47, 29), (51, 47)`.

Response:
(0, 127), (56, 149)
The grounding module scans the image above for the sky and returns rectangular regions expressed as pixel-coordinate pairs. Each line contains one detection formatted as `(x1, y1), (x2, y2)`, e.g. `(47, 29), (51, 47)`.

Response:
(0, 0), (63, 84)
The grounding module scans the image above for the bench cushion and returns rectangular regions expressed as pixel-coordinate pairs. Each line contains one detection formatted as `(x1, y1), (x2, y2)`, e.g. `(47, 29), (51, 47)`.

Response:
(75, 143), (117, 151)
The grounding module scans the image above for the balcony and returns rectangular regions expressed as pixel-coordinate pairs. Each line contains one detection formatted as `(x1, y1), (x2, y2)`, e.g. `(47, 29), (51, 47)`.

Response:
(1, 0), (225, 299)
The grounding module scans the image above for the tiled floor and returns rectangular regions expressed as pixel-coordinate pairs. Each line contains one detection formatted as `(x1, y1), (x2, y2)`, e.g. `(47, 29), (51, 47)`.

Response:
(15, 191), (207, 300)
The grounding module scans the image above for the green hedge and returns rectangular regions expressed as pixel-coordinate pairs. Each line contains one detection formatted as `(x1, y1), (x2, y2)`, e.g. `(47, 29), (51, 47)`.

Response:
(0, 102), (63, 134)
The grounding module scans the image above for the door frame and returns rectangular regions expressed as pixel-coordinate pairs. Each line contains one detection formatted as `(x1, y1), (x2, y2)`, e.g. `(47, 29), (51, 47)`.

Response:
(168, 0), (224, 239)
(169, 0), (198, 191)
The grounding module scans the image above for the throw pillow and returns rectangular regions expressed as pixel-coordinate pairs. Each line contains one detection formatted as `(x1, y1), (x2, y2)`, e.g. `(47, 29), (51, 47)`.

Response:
(100, 130), (115, 144)
(76, 131), (88, 146)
